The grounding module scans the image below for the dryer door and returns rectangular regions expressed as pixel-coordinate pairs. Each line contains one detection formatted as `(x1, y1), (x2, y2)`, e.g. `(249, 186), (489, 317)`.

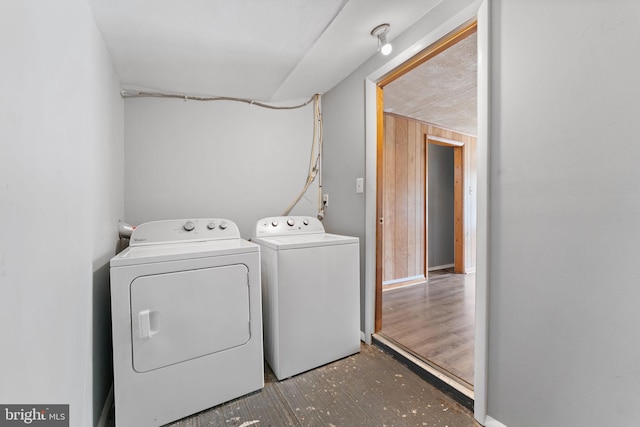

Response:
(130, 264), (250, 372)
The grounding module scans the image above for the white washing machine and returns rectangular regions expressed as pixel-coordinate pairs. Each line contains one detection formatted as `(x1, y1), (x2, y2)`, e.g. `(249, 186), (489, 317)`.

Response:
(252, 216), (360, 380)
(110, 219), (263, 427)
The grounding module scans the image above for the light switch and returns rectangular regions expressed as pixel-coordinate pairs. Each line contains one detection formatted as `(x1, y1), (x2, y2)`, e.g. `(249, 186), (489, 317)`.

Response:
(356, 177), (364, 194)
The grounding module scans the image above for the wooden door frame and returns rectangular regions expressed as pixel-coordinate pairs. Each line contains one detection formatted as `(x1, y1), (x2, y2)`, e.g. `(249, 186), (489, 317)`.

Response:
(375, 86), (385, 332)
(426, 135), (465, 275)
(374, 21), (477, 333)
(365, 5), (489, 421)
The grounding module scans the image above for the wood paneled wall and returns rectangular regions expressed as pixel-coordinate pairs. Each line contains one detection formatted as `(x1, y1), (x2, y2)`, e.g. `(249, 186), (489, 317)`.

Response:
(382, 113), (477, 285)
(426, 125), (477, 275)
(383, 114), (426, 284)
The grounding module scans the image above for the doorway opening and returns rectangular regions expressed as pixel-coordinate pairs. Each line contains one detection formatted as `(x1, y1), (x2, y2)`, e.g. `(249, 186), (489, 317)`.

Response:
(374, 21), (477, 400)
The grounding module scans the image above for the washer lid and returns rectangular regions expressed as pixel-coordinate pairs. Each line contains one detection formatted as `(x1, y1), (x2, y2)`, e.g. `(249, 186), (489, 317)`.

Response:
(252, 233), (358, 250)
(110, 238), (258, 267)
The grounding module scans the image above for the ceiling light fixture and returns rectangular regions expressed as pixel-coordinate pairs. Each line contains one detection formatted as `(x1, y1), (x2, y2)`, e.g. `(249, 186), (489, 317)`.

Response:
(371, 23), (392, 55)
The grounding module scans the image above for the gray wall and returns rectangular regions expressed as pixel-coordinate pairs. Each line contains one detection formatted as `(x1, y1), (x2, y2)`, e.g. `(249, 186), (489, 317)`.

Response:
(124, 98), (319, 239)
(0, 1), (125, 425)
(322, 0), (480, 344)
(324, 0), (640, 425)
(320, 66), (368, 328)
(325, 0), (640, 427)
(486, 1), (640, 426)
(4, 1), (638, 425)
(428, 144), (455, 268)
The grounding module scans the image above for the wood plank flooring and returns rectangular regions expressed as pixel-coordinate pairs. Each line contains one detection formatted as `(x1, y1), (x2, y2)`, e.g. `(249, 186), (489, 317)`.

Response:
(380, 273), (475, 386)
(107, 344), (477, 426)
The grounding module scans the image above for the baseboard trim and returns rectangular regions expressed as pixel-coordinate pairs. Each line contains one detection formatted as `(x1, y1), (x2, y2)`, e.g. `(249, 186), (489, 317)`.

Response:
(383, 275), (425, 286)
(96, 384), (113, 427)
(382, 277), (427, 292)
(372, 334), (474, 411)
(484, 415), (508, 427)
(428, 264), (455, 271)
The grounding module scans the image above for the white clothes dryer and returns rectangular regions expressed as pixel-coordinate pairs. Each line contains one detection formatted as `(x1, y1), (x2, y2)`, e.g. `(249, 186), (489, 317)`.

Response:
(110, 219), (263, 427)
(252, 216), (360, 380)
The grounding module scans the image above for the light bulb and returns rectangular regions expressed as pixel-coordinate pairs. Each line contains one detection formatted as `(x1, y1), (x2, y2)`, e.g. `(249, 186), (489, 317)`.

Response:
(371, 24), (393, 56)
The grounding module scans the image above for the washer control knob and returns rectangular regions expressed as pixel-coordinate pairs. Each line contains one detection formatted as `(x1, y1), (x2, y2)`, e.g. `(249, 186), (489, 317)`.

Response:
(207, 222), (216, 230)
(183, 221), (196, 232)
(271, 220), (278, 227)
(219, 221), (228, 230)
(303, 218), (309, 226)
(287, 218), (295, 227)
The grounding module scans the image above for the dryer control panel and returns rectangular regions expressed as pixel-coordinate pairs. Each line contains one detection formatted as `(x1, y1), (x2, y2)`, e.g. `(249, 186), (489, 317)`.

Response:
(130, 219), (241, 246)
(253, 216), (324, 238)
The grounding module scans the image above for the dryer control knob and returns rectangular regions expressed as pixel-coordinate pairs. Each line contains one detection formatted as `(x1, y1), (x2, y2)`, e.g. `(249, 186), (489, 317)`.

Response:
(287, 218), (295, 227)
(207, 222), (216, 230)
(303, 218), (310, 226)
(271, 221), (279, 227)
(183, 221), (196, 232)
(219, 221), (228, 230)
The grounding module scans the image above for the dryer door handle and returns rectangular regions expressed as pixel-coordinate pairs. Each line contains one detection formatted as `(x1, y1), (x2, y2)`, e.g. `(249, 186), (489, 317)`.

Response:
(138, 310), (159, 339)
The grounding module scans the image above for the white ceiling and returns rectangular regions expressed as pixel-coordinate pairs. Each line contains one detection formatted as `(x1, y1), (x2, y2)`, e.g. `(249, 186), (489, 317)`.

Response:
(87, 0), (476, 134)
(87, 0), (444, 102)
(384, 32), (477, 135)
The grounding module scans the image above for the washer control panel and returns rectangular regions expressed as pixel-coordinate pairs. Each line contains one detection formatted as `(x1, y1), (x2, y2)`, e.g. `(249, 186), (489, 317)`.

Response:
(253, 216), (324, 238)
(130, 218), (241, 246)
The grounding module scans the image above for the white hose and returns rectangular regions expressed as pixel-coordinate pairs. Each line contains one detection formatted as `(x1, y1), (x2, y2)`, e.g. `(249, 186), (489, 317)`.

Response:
(281, 94), (324, 217)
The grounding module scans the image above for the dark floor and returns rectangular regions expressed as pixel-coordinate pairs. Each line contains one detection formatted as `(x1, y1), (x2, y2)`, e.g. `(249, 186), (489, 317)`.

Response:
(108, 344), (477, 426)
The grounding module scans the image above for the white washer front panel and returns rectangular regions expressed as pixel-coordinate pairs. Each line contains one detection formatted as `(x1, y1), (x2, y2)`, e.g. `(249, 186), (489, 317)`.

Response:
(111, 242), (263, 427)
(275, 243), (360, 379)
(130, 264), (250, 373)
(252, 216), (361, 380)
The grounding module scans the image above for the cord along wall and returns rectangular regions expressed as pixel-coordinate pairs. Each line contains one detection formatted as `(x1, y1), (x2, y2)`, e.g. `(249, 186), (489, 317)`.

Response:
(123, 93), (322, 238)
